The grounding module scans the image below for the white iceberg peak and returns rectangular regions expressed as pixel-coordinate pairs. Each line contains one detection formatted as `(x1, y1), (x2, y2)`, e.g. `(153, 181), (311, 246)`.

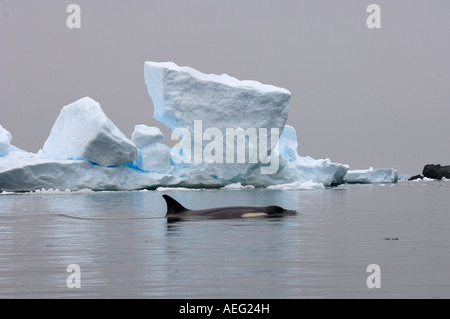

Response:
(42, 97), (137, 167)
(144, 61), (291, 95)
(132, 125), (164, 148)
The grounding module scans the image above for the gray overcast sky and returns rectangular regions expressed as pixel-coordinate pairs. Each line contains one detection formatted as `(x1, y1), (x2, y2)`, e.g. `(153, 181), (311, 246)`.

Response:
(1, 0), (449, 174)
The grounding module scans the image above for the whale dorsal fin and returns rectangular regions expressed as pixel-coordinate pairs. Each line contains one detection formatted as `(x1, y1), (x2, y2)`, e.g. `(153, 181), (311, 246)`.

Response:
(163, 195), (189, 216)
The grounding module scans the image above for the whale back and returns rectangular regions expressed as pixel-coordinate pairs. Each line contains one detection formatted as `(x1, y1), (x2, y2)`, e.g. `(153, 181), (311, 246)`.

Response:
(162, 194), (294, 219)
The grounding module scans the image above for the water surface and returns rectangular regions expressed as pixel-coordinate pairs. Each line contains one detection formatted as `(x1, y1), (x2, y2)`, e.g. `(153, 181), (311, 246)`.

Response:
(0, 181), (449, 298)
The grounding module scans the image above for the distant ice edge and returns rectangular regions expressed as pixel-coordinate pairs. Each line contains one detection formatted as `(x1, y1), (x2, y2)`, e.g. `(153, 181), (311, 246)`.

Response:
(344, 168), (399, 184)
(1, 61), (356, 192)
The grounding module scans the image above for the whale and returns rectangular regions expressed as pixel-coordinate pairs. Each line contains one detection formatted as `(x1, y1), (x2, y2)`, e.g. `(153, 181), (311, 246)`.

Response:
(162, 195), (295, 220)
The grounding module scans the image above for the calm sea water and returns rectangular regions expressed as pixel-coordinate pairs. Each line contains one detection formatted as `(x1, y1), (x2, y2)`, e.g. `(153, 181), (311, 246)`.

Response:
(0, 181), (449, 299)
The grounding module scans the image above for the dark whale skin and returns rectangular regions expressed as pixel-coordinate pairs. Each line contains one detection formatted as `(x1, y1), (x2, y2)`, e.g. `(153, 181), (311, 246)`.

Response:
(163, 195), (295, 220)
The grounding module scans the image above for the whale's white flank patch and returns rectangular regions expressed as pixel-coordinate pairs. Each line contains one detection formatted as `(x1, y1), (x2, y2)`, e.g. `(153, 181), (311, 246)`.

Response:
(241, 213), (268, 218)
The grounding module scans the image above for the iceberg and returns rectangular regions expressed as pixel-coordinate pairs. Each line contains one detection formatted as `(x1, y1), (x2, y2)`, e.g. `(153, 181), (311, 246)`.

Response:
(144, 61), (291, 134)
(344, 168), (398, 184)
(143, 62), (347, 186)
(144, 61), (292, 180)
(0, 61), (352, 192)
(41, 97), (137, 167)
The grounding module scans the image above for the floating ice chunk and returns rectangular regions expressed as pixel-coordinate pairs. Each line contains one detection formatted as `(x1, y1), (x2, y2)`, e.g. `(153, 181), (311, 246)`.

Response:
(344, 167), (398, 184)
(267, 180), (325, 190)
(31, 188), (95, 195)
(410, 177), (434, 182)
(131, 125), (164, 148)
(221, 183), (256, 190)
(156, 187), (204, 192)
(42, 97), (137, 166)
